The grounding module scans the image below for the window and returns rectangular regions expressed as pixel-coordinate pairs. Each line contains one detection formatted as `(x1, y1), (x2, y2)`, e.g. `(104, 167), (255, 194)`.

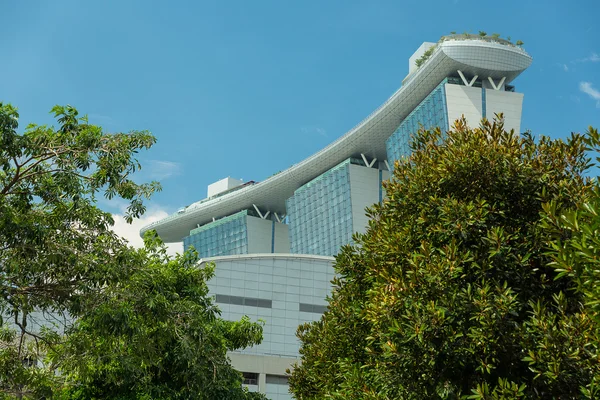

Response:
(299, 303), (328, 314)
(287, 160), (353, 256)
(22, 357), (37, 368)
(266, 374), (289, 385)
(215, 294), (272, 308)
(242, 372), (259, 385)
(386, 79), (450, 167)
(183, 210), (249, 257)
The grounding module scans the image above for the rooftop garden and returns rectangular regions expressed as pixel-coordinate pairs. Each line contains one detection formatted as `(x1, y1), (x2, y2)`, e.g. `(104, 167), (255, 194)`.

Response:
(414, 31), (525, 68)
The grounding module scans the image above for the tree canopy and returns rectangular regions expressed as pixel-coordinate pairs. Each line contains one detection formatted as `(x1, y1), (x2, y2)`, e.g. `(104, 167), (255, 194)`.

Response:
(0, 103), (264, 399)
(289, 118), (600, 399)
(56, 233), (265, 400)
(542, 128), (600, 324)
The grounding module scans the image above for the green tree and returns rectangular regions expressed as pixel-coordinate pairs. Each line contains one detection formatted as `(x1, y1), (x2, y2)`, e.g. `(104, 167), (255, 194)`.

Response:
(289, 118), (599, 399)
(540, 129), (600, 397)
(0, 103), (159, 398)
(478, 30), (487, 37)
(0, 104), (265, 399)
(516, 40), (524, 46)
(56, 233), (266, 400)
(542, 129), (600, 320)
(415, 46), (436, 68)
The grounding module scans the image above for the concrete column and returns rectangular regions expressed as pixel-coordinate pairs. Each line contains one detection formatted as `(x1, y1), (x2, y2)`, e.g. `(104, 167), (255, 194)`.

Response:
(258, 373), (267, 393)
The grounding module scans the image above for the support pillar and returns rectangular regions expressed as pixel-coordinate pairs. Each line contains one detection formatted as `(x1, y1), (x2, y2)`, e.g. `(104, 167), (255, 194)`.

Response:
(274, 212), (286, 223)
(487, 76), (506, 90)
(258, 373), (266, 394)
(360, 153), (378, 168)
(457, 70), (478, 87)
(252, 204), (270, 220)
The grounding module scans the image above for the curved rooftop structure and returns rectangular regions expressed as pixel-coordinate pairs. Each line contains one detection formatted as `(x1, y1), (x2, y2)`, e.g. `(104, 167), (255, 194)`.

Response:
(142, 37), (532, 243)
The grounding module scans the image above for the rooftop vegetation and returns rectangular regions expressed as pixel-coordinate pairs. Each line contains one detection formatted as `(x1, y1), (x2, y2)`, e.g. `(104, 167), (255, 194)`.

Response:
(414, 31), (525, 69)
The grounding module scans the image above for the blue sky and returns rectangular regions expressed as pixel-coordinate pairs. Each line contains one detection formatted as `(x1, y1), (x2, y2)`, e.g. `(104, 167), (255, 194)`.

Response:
(1, 0), (599, 245)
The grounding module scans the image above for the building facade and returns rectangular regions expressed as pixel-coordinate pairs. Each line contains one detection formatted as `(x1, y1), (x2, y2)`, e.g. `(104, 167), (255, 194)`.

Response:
(198, 254), (334, 397)
(287, 158), (389, 256)
(142, 35), (532, 399)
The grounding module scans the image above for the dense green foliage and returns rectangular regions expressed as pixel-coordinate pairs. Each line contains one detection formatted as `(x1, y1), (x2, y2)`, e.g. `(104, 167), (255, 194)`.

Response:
(289, 118), (600, 399)
(543, 128), (600, 323)
(540, 130), (600, 398)
(57, 233), (265, 400)
(0, 104), (265, 399)
(0, 103), (158, 398)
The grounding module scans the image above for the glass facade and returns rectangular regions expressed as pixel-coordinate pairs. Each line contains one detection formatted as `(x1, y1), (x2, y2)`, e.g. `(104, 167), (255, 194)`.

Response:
(386, 78), (450, 166)
(287, 159), (356, 256)
(183, 210), (248, 257)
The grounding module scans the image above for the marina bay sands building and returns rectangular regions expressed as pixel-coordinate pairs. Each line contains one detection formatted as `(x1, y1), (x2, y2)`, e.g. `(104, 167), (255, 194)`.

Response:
(141, 35), (532, 399)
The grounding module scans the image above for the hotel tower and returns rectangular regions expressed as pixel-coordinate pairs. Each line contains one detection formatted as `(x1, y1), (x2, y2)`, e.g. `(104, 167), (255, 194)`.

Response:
(141, 35), (532, 399)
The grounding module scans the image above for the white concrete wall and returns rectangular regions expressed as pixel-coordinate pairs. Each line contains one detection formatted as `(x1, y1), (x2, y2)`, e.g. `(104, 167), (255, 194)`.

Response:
(231, 353), (296, 377)
(266, 380), (294, 400)
(246, 216), (273, 254)
(349, 164), (381, 235)
(408, 42), (436, 74)
(274, 223), (290, 253)
(246, 216), (290, 254)
(231, 353), (296, 399)
(485, 90), (524, 133)
(381, 169), (390, 199)
(206, 255), (335, 358)
(445, 84), (483, 128)
(204, 254), (335, 399)
(207, 177), (244, 198)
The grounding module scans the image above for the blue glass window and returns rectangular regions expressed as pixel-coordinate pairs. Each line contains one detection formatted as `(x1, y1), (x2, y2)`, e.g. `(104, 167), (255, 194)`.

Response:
(386, 79), (450, 167)
(286, 159), (354, 256)
(183, 210), (248, 257)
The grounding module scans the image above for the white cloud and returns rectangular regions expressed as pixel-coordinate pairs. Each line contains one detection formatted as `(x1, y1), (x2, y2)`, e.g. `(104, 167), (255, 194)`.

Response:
(579, 81), (600, 108)
(111, 207), (183, 256)
(145, 160), (182, 181)
(573, 53), (600, 64)
(301, 126), (328, 137)
(588, 53), (600, 62)
(562, 63), (569, 72)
